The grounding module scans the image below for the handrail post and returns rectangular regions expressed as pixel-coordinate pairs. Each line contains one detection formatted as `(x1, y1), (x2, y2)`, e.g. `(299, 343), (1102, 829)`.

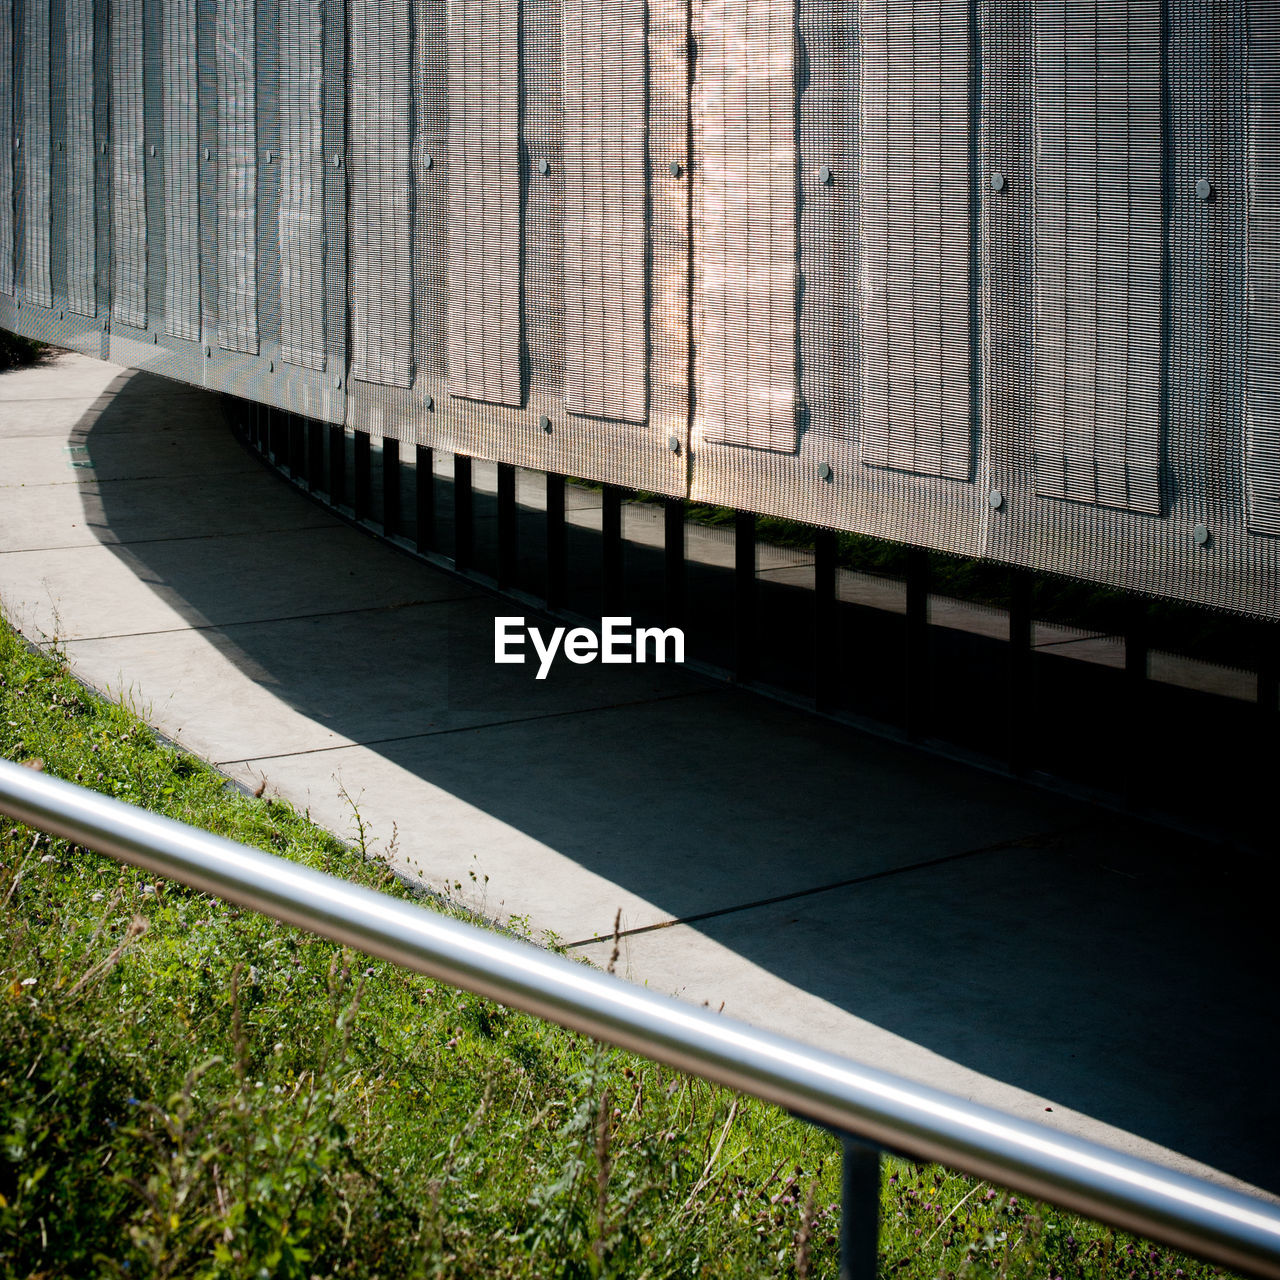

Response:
(841, 1137), (881, 1280)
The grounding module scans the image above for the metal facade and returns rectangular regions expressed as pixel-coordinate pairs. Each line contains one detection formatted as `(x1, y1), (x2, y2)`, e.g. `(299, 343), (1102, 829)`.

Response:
(2, 0), (1279, 617)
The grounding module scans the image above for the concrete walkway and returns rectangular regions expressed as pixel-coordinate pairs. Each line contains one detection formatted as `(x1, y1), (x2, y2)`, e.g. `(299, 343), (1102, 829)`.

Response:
(2, 352), (1276, 1200)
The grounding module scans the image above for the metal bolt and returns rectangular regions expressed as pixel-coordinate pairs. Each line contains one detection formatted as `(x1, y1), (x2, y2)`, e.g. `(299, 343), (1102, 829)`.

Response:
(537, 158), (549, 175)
(58, 310), (64, 319)
(817, 165), (832, 185)
(1196, 179), (1213, 202)
(268, 359), (274, 372)
(13, 137), (19, 149)
(668, 435), (681, 452)
(669, 160), (683, 178)
(540, 414), (552, 433)
(989, 489), (1004, 510)
(264, 149), (272, 163)
(204, 344), (212, 357)
(817, 461), (832, 480)
(425, 394), (434, 410)
(149, 144), (156, 157)
(334, 375), (343, 388)
(333, 153), (342, 168)
(153, 331), (159, 343)
(425, 154), (433, 170)
(203, 147), (210, 161)
(1193, 522), (1210, 546)
(990, 172), (1006, 193)
(101, 141), (108, 153)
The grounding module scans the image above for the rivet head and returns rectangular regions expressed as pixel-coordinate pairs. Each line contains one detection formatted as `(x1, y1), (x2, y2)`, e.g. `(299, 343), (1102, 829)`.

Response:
(335, 375), (343, 388)
(668, 435), (681, 452)
(1193, 522), (1211, 546)
(204, 344), (211, 357)
(149, 143), (156, 157)
(267, 359), (274, 372)
(669, 160), (683, 178)
(989, 488), (1005, 510)
(537, 158), (549, 175)
(264, 149), (272, 163)
(101, 141), (108, 153)
(333, 153), (342, 168)
(817, 461), (832, 480)
(990, 172), (1006, 193)
(58, 309), (64, 319)
(817, 165), (832, 185)
(539, 414), (552, 433)
(424, 154), (434, 170)
(425, 394), (434, 410)
(203, 146), (211, 161)
(13, 137), (19, 149)
(1196, 178), (1213, 202)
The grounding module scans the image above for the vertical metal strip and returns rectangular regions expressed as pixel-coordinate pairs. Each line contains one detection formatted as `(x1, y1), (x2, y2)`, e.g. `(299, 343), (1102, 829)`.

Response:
(163, 0), (199, 340)
(110, 0), (146, 328)
(1032, 0), (1163, 514)
(64, 0), (93, 314)
(0, 0), (13, 297)
(447, 0), (523, 407)
(859, 0), (972, 480)
(215, 0), (258, 353)
(349, 0), (412, 386)
(278, 0), (325, 370)
(562, 0), (648, 424)
(697, 0), (797, 452)
(20, 0), (52, 307)
(1248, 3), (1280, 534)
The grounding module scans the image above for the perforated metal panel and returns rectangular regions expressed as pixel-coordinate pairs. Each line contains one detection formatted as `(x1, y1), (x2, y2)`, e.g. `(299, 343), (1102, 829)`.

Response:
(447, 0), (522, 407)
(563, 0), (648, 424)
(1032, 0), (1164, 515)
(278, 0), (325, 371)
(1249, 4), (1280, 537)
(162, 0), (199, 341)
(859, 0), (971, 480)
(110, 0), (146, 329)
(19, 0), (52, 308)
(215, 0), (257, 353)
(696, 0), (797, 453)
(0, 0), (12, 298)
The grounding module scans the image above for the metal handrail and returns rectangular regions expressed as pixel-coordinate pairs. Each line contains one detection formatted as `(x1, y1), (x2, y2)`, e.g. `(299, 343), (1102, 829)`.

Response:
(2, 755), (1278, 1279)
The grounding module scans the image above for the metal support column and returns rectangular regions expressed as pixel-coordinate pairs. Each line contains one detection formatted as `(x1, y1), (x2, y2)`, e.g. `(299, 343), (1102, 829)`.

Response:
(814, 530), (838, 711)
(602, 486), (624, 615)
(904, 549), (930, 739)
(328, 426), (346, 508)
(454, 454), (474, 572)
(664, 498), (686, 630)
(734, 511), (756, 683)
(546, 473), (566, 610)
(353, 433), (371, 522)
(1007, 568), (1034, 775)
(840, 1138), (881, 1280)
(307, 419), (325, 492)
(382, 437), (400, 537)
(415, 445), (435, 554)
(497, 462), (517, 589)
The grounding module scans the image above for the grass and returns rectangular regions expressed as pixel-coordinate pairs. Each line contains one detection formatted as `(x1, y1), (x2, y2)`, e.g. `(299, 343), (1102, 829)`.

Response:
(0, 618), (1243, 1278)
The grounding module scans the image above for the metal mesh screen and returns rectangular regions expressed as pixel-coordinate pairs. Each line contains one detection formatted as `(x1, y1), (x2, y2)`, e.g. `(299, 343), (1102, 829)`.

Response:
(64, 0), (93, 316)
(0, 0), (12, 298)
(215, 0), (257, 354)
(1249, 4), (1280, 537)
(563, 0), (648, 424)
(3, 0), (1280, 619)
(109, 0), (146, 329)
(162, 0), (199, 341)
(696, 0), (797, 452)
(859, 0), (971, 481)
(18, 0), (52, 308)
(447, 0), (522, 407)
(1032, 0), (1164, 515)
(278, 0), (325, 371)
